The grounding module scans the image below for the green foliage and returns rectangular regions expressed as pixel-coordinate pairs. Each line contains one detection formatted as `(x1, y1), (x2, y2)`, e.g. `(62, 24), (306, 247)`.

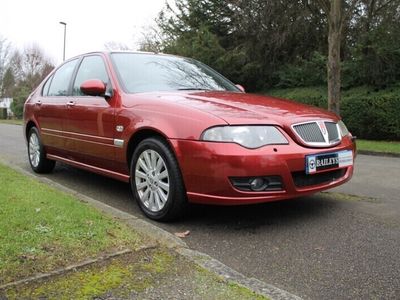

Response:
(10, 83), (30, 118)
(268, 86), (328, 108)
(341, 86), (400, 140)
(165, 25), (226, 71)
(268, 85), (400, 141)
(276, 52), (327, 88)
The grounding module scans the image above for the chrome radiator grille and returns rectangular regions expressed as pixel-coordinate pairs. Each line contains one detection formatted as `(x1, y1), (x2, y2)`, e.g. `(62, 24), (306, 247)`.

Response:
(292, 121), (341, 147)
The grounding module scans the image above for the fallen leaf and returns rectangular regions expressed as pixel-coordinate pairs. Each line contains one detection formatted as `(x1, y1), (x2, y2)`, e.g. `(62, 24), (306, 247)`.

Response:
(107, 230), (117, 238)
(174, 230), (190, 238)
(19, 254), (36, 261)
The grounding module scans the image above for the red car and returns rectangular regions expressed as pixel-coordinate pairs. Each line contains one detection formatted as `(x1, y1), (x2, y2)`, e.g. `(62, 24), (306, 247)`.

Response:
(24, 51), (355, 221)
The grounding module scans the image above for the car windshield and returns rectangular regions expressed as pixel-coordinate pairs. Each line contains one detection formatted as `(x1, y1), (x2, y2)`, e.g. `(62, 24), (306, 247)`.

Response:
(111, 53), (239, 93)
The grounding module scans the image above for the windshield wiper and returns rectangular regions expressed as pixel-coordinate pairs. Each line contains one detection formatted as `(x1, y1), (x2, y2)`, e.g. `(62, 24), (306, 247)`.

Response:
(177, 88), (211, 91)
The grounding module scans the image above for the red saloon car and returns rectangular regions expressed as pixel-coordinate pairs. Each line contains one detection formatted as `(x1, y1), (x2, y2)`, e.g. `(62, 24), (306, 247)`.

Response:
(24, 51), (355, 221)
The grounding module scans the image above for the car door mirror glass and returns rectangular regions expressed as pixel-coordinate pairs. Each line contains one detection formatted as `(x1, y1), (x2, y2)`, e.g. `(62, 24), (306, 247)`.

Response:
(80, 79), (106, 97)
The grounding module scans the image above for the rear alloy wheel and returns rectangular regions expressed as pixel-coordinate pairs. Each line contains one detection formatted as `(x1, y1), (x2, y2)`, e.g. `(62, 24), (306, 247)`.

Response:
(130, 137), (186, 221)
(27, 127), (55, 173)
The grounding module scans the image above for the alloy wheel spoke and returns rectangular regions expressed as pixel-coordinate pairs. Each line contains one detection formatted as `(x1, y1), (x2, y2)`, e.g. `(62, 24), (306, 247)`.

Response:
(136, 181), (147, 191)
(138, 157), (149, 173)
(144, 151), (152, 172)
(157, 188), (167, 203)
(158, 181), (169, 193)
(158, 170), (168, 180)
(154, 192), (162, 211)
(135, 170), (147, 180)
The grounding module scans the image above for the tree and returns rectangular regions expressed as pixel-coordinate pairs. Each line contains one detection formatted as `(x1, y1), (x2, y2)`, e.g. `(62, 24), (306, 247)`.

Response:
(1, 67), (15, 97)
(306, 0), (360, 114)
(20, 45), (54, 90)
(0, 36), (11, 96)
(8, 46), (54, 118)
(104, 41), (132, 51)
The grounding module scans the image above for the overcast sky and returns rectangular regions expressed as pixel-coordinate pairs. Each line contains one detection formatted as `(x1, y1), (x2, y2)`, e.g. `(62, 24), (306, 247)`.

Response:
(1, 0), (168, 65)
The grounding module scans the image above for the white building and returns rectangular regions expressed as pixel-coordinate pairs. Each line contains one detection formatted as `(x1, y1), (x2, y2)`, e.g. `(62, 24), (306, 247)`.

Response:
(0, 98), (13, 117)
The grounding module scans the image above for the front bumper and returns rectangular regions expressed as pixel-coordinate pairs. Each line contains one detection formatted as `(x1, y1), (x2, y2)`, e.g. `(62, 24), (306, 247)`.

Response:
(170, 137), (355, 205)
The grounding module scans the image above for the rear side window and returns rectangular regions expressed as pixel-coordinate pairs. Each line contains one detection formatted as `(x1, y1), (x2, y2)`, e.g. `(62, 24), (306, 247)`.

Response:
(42, 75), (53, 96)
(73, 56), (109, 96)
(47, 59), (79, 96)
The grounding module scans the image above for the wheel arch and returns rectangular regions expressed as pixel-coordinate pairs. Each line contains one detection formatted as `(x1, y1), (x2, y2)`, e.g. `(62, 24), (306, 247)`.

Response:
(126, 128), (175, 169)
(25, 120), (38, 141)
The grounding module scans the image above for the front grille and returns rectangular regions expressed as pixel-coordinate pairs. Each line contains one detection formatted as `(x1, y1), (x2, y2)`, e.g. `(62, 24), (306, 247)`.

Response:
(292, 120), (341, 147)
(293, 123), (324, 143)
(325, 122), (339, 141)
(292, 168), (346, 188)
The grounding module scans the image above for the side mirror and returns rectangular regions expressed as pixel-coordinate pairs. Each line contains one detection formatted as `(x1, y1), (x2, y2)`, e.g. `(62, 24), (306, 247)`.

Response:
(80, 79), (106, 97)
(235, 84), (245, 93)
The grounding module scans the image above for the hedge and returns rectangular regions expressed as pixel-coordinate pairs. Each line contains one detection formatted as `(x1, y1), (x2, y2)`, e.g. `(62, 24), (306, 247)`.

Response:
(267, 85), (400, 141)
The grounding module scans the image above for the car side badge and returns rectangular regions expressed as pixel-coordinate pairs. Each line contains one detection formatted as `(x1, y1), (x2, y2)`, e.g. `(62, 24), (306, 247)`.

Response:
(116, 125), (124, 132)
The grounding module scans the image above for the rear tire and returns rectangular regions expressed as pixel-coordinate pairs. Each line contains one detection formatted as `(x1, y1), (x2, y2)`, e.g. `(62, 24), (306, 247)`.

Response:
(27, 127), (55, 173)
(130, 137), (187, 221)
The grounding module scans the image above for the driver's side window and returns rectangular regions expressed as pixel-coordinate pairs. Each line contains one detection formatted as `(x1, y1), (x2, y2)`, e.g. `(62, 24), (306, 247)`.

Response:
(73, 56), (109, 96)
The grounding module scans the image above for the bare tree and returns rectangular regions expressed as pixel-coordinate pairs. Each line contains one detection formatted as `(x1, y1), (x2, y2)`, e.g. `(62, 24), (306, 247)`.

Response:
(104, 41), (132, 51)
(19, 45), (54, 89)
(0, 36), (12, 96)
(138, 26), (163, 53)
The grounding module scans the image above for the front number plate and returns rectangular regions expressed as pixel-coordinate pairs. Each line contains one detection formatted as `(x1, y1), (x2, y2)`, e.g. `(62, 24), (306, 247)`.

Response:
(306, 150), (353, 174)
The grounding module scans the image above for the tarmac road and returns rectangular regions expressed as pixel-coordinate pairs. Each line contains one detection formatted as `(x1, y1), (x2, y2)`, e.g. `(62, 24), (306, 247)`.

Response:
(1, 123), (399, 300)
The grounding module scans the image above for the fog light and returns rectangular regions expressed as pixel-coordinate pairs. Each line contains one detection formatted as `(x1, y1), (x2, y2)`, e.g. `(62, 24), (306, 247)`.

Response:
(230, 176), (283, 192)
(250, 178), (268, 191)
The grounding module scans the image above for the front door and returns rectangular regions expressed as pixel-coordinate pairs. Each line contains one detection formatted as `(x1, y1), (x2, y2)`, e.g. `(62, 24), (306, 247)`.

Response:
(64, 55), (116, 170)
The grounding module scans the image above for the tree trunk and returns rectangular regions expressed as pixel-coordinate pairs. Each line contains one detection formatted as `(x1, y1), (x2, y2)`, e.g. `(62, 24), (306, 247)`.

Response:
(327, 0), (342, 115)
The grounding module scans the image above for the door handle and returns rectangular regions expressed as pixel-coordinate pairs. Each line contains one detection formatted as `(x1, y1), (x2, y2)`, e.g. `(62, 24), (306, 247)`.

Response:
(66, 101), (76, 107)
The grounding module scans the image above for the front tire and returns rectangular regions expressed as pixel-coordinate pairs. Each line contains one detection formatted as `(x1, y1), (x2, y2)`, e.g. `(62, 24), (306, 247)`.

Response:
(130, 137), (187, 221)
(27, 127), (55, 173)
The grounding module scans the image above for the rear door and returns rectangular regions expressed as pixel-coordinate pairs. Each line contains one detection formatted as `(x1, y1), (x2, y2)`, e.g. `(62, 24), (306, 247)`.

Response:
(35, 58), (79, 155)
(64, 54), (116, 170)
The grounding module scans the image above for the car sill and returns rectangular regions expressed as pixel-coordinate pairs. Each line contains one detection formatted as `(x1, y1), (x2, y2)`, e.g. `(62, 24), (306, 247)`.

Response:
(46, 154), (130, 182)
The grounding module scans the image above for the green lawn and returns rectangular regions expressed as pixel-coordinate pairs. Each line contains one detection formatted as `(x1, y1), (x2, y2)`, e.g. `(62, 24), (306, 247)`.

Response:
(0, 163), (141, 285)
(357, 139), (400, 154)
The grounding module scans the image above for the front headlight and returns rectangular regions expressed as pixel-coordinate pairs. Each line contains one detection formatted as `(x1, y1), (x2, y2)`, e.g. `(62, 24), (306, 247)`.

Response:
(201, 126), (288, 149)
(338, 120), (350, 137)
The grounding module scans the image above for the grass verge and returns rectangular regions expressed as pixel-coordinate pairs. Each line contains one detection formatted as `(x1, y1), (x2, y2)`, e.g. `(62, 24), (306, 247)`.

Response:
(0, 162), (141, 285)
(356, 139), (400, 155)
(0, 119), (23, 125)
(0, 163), (268, 299)
(5, 249), (267, 300)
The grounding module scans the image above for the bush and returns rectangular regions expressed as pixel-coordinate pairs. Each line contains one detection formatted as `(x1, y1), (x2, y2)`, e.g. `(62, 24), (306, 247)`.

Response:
(341, 86), (400, 140)
(267, 85), (400, 141)
(275, 52), (327, 88)
(10, 84), (30, 119)
(268, 86), (327, 108)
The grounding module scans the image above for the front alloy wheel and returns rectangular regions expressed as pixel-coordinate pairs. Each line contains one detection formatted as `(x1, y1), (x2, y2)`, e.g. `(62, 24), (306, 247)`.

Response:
(135, 149), (170, 212)
(130, 137), (186, 221)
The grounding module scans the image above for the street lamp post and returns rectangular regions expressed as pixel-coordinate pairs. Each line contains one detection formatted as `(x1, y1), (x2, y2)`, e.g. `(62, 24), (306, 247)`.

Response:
(59, 21), (67, 61)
